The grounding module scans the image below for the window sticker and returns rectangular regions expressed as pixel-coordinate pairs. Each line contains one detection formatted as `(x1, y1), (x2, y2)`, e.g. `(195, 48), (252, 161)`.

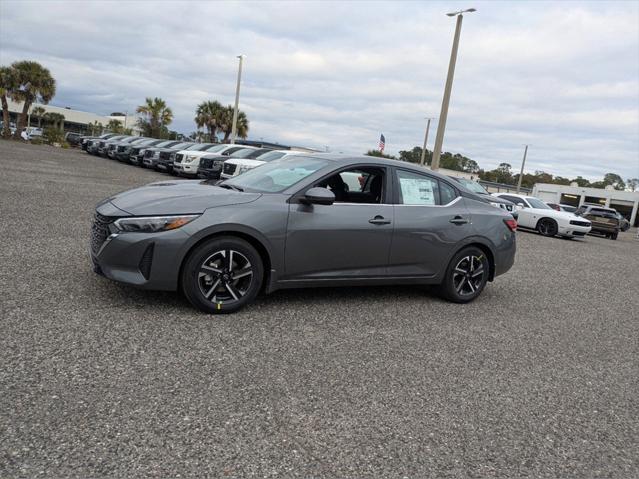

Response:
(400, 177), (436, 205)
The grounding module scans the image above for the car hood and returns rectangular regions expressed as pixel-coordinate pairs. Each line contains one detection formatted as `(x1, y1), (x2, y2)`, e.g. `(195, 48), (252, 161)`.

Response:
(102, 180), (261, 216)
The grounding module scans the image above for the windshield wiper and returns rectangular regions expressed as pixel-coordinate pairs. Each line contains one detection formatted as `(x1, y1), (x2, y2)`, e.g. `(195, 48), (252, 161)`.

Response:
(218, 183), (244, 192)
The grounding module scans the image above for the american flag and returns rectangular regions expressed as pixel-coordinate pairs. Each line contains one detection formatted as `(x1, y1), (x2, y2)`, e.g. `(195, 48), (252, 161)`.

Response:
(378, 134), (386, 152)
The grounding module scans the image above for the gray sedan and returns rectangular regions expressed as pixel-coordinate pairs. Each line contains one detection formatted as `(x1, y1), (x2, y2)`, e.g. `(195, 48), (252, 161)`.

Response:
(91, 155), (517, 313)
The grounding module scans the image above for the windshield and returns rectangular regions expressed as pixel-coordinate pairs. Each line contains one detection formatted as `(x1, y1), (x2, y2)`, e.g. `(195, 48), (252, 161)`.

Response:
(229, 148), (261, 159)
(254, 151), (287, 162)
(154, 141), (174, 148)
(223, 156), (330, 193)
(171, 142), (193, 149)
(456, 177), (488, 194)
(203, 144), (226, 153)
(526, 197), (552, 209)
(185, 143), (214, 151)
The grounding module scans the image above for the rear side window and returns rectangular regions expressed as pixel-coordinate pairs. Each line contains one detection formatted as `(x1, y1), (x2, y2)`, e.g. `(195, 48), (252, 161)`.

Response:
(440, 181), (458, 205)
(397, 170), (439, 205)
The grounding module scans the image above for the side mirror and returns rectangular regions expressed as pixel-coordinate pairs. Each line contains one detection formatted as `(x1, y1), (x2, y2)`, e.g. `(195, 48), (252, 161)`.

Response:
(303, 187), (335, 206)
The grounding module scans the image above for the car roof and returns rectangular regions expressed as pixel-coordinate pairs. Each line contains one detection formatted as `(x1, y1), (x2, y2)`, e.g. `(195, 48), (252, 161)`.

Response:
(298, 153), (466, 183)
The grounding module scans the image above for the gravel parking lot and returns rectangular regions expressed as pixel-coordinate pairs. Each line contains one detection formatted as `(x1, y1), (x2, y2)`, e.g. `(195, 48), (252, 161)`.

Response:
(1, 140), (638, 478)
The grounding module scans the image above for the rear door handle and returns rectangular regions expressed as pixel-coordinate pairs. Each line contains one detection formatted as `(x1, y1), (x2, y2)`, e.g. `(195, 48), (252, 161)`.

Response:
(369, 215), (391, 225)
(449, 216), (469, 225)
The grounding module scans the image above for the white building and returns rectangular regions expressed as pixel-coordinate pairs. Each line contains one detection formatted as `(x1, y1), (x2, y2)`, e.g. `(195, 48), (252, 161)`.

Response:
(6, 99), (140, 135)
(533, 182), (639, 226)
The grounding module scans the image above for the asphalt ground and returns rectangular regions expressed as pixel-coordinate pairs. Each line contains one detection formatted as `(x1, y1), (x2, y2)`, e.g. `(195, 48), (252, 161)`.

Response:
(1, 140), (638, 478)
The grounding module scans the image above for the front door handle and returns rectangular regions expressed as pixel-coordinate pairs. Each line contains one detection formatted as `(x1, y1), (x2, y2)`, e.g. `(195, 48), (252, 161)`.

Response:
(449, 216), (469, 225)
(369, 215), (391, 225)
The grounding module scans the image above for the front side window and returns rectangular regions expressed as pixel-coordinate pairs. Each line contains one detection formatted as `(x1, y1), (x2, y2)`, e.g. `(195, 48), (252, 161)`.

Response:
(314, 167), (386, 204)
(254, 151), (287, 162)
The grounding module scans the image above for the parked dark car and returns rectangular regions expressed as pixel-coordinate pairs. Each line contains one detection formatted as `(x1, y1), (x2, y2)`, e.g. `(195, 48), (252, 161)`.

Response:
(130, 140), (180, 166)
(83, 133), (119, 152)
(195, 147), (255, 180)
(143, 141), (194, 169)
(97, 135), (134, 156)
(615, 212), (631, 232)
(575, 204), (621, 239)
(107, 136), (148, 159)
(115, 138), (161, 162)
(91, 154), (517, 314)
(157, 143), (216, 174)
(448, 176), (518, 220)
(88, 135), (128, 155)
(64, 132), (83, 146)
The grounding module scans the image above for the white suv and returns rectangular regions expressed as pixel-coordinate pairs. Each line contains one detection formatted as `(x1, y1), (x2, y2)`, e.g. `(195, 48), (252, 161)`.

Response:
(493, 193), (591, 238)
(220, 149), (302, 179)
(173, 144), (251, 177)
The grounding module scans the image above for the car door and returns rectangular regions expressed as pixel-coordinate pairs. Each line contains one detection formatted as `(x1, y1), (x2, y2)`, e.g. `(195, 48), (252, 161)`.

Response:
(284, 166), (393, 280)
(388, 168), (471, 277)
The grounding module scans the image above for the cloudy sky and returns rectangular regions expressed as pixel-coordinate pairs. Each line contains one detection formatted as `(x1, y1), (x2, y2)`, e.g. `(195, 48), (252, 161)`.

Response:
(1, 0), (638, 180)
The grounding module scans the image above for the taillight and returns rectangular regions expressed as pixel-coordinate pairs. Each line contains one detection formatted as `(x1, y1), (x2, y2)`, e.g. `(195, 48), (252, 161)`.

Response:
(503, 218), (517, 232)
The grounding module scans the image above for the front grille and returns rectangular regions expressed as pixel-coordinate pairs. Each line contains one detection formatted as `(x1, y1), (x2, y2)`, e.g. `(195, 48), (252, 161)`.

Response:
(108, 145), (116, 151)
(130, 147), (140, 155)
(91, 213), (116, 255)
(570, 220), (591, 227)
(160, 152), (169, 160)
(144, 150), (153, 158)
(117, 145), (126, 152)
(175, 154), (184, 163)
(223, 163), (237, 175)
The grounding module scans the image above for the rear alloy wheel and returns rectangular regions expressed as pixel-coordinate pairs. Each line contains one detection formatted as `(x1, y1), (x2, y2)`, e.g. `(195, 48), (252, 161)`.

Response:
(537, 218), (558, 237)
(181, 237), (263, 314)
(438, 247), (490, 303)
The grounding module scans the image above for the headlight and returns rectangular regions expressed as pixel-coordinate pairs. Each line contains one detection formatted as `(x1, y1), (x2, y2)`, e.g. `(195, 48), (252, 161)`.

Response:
(184, 155), (198, 163)
(238, 165), (252, 174)
(113, 215), (200, 233)
(489, 202), (501, 208)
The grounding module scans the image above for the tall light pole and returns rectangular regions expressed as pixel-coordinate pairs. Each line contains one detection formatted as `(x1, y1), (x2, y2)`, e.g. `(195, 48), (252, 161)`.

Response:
(516, 144), (529, 193)
(431, 8), (476, 170)
(230, 54), (245, 144)
(420, 117), (434, 165)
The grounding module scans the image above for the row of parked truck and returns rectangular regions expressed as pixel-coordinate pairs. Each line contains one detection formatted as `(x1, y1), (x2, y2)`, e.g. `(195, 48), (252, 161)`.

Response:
(80, 133), (310, 181)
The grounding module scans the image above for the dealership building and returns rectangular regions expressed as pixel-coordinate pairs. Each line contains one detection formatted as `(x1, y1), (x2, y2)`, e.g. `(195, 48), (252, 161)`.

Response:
(5, 99), (140, 135)
(533, 183), (639, 226)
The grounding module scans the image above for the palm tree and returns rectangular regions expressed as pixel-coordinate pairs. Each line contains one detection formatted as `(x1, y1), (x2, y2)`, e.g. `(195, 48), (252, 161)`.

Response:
(44, 112), (65, 132)
(194, 100), (223, 141)
(30, 106), (46, 128)
(10, 61), (56, 138)
(0, 65), (17, 138)
(106, 118), (123, 134)
(219, 105), (249, 142)
(136, 97), (173, 138)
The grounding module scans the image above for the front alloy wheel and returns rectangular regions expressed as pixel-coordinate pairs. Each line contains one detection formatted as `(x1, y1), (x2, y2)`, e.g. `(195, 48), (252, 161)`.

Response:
(182, 236), (263, 314)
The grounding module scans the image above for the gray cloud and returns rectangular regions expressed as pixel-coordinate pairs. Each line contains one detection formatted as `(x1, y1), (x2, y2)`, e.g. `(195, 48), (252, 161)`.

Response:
(1, 0), (637, 180)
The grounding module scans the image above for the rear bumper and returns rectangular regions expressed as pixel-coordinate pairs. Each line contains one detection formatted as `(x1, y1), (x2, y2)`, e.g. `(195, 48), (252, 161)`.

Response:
(493, 233), (516, 278)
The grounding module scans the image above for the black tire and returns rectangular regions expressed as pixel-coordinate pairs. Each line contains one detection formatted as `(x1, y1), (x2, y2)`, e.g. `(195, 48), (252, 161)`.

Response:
(537, 218), (558, 237)
(181, 236), (264, 314)
(611, 232), (618, 240)
(438, 246), (490, 303)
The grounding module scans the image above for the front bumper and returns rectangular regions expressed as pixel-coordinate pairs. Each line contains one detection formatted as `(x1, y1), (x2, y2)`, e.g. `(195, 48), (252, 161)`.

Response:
(174, 161), (199, 175)
(91, 227), (189, 291)
(558, 224), (592, 238)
